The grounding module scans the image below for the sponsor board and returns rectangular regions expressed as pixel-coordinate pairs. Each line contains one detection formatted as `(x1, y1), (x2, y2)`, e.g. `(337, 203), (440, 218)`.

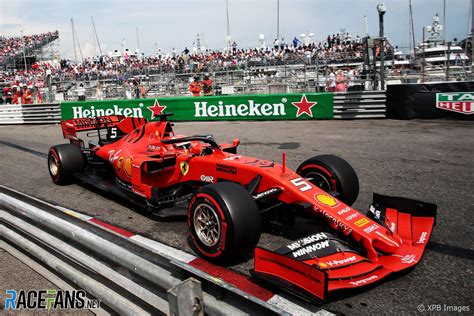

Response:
(436, 92), (474, 115)
(61, 93), (334, 121)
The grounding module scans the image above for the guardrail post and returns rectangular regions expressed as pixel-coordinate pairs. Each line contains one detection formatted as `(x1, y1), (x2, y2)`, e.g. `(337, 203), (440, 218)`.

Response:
(168, 278), (204, 316)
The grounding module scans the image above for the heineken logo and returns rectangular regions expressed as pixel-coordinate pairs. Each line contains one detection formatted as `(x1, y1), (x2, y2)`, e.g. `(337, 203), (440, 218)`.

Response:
(436, 92), (474, 115)
(63, 94), (332, 121)
(194, 94), (317, 118)
(72, 104), (144, 118)
(194, 99), (287, 117)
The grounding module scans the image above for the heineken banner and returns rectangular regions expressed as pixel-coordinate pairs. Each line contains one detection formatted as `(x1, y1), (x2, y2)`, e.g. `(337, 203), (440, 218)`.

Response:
(61, 93), (333, 121)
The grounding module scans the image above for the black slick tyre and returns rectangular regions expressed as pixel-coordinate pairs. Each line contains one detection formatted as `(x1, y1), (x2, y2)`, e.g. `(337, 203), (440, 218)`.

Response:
(296, 154), (359, 206)
(188, 182), (261, 263)
(48, 144), (85, 185)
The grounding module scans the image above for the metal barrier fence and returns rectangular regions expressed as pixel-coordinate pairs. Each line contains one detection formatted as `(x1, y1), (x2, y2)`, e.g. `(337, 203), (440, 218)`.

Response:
(0, 103), (61, 124)
(0, 91), (387, 124)
(0, 186), (285, 315)
(333, 91), (386, 119)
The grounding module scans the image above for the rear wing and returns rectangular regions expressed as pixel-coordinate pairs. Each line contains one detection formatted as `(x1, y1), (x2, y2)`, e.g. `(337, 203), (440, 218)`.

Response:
(61, 116), (147, 142)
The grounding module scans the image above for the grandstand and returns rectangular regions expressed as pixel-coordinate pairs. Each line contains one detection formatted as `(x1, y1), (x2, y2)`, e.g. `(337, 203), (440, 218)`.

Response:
(0, 31), (59, 71)
(0, 30), (471, 104)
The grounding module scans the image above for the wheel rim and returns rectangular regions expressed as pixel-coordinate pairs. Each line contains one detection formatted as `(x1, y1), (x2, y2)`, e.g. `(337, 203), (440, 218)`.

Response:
(49, 154), (59, 177)
(193, 203), (221, 247)
(304, 171), (332, 191)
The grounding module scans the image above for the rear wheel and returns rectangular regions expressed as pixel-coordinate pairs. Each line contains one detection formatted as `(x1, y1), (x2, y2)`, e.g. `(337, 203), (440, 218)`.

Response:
(48, 144), (85, 185)
(297, 154), (359, 206)
(188, 182), (261, 263)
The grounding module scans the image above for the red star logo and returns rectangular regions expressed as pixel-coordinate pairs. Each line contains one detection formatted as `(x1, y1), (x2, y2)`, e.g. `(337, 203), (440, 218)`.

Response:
(291, 94), (317, 117)
(147, 99), (167, 119)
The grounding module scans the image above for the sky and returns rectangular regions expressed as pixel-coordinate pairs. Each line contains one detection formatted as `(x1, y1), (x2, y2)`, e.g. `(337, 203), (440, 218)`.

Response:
(0, 0), (471, 59)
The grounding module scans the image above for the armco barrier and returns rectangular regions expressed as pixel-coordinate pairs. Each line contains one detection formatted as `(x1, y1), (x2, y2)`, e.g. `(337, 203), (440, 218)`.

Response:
(0, 103), (61, 124)
(60, 93), (334, 121)
(333, 91), (386, 119)
(0, 186), (287, 315)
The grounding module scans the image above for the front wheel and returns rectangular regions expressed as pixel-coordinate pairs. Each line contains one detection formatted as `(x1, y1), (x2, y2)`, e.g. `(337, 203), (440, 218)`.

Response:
(296, 154), (359, 206)
(188, 182), (261, 263)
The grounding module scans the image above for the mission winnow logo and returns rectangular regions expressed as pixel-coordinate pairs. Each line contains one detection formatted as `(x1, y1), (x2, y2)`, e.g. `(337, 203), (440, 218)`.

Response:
(4, 289), (101, 310)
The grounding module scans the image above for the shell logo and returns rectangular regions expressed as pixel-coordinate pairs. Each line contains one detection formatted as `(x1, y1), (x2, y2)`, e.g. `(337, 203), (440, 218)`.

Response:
(314, 194), (339, 208)
(123, 157), (133, 178)
(318, 262), (328, 268)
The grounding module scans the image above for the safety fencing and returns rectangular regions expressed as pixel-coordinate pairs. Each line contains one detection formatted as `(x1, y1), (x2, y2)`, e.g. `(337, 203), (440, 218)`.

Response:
(333, 91), (387, 119)
(0, 103), (61, 124)
(0, 186), (286, 315)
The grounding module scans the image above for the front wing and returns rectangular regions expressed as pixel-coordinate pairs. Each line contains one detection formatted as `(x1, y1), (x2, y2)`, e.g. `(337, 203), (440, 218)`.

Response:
(253, 193), (437, 301)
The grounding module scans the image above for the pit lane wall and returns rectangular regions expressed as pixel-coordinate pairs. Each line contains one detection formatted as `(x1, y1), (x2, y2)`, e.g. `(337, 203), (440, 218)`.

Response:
(60, 93), (333, 121)
(386, 81), (474, 120)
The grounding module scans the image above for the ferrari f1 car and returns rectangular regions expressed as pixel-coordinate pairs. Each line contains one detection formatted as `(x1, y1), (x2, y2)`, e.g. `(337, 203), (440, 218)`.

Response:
(48, 114), (436, 300)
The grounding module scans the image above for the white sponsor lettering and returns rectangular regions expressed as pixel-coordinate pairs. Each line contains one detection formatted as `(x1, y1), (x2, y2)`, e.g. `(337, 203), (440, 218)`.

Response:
(147, 145), (161, 151)
(286, 233), (328, 251)
(291, 240), (330, 258)
(72, 105), (143, 119)
(194, 100), (286, 117)
(132, 188), (146, 198)
(326, 255), (357, 267)
(350, 275), (378, 286)
(417, 231), (428, 244)
(338, 207), (351, 215)
(364, 223), (378, 234)
(254, 188), (279, 199)
(390, 222), (396, 233)
(200, 175), (214, 183)
(108, 150), (121, 164)
(400, 254), (417, 264)
(345, 213), (359, 221)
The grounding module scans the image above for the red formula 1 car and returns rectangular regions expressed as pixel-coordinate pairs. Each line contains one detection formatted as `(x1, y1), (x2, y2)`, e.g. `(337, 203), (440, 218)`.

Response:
(48, 114), (437, 300)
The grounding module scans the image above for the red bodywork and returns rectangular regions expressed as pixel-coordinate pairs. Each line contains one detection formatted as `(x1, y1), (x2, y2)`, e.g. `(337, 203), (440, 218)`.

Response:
(61, 115), (437, 300)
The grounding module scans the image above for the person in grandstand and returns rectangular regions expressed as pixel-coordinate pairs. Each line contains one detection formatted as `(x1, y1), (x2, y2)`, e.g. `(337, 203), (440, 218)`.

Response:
(96, 83), (104, 101)
(12, 86), (21, 104)
(326, 68), (336, 92)
(3, 87), (12, 104)
(22, 85), (33, 104)
(201, 73), (213, 96)
(292, 36), (301, 47)
(335, 70), (346, 92)
(139, 84), (147, 98)
(76, 83), (86, 101)
(189, 76), (201, 97)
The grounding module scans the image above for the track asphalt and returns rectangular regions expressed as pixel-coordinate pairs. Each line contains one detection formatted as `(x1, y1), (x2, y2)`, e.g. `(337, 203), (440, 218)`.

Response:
(0, 119), (472, 315)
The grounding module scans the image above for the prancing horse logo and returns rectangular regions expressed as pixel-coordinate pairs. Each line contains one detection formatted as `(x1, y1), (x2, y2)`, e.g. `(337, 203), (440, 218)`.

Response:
(180, 162), (189, 176)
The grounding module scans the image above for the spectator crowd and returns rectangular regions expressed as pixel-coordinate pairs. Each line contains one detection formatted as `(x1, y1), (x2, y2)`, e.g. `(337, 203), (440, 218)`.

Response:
(0, 31), (58, 61)
(1, 31), (395, 103)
